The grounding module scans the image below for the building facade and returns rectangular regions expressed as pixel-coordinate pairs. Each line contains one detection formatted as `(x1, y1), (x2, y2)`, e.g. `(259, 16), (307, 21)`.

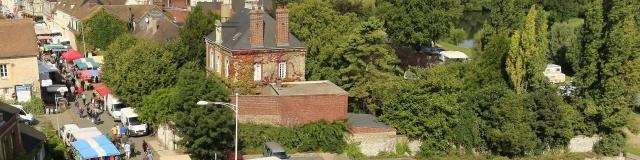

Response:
(0, 19), (40, 100)
(205, 4), (306, 83)
(0, 103), (45, 160)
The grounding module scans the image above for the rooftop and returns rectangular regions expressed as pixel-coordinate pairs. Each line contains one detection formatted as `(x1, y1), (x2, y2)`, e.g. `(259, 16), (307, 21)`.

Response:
(258, 80), (347, 96)
(0, 19), (38, 58)
(347, 113), (393, 129)
(205, 6), (306, 51)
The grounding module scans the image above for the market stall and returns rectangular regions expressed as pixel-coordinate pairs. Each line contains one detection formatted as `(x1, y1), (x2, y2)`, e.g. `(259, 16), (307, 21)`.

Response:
(71, 135), (120, 160)
(63, 50), (84, 61)
(78, 70), (101, 80)
(73, 58), (101, 70)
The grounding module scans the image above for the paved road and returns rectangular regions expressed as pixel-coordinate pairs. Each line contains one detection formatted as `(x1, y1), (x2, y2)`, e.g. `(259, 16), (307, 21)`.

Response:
(38, 90), (157, 160)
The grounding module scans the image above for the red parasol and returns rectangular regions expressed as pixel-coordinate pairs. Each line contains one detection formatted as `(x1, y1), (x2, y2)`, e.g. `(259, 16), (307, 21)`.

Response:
(92, 83), (112, 96)
(62, 49), (83, 60)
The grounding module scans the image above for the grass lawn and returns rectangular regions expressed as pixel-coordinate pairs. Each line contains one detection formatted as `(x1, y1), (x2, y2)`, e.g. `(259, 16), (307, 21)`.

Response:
(437, 42), (474, 58)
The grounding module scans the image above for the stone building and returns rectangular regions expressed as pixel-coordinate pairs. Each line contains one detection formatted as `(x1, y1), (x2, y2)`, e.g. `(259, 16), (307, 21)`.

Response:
(0, 19), (40, 101)
(232, 81), (348, 126)
(205, 3), (306, 83)
(0, 102), (45, 160)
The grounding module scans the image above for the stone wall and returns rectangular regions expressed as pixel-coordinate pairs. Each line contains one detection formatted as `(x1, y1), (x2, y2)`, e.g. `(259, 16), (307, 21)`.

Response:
(347, 133), (421, 157)
(156, 124), (182, 151)
(568, 135), (601, 153)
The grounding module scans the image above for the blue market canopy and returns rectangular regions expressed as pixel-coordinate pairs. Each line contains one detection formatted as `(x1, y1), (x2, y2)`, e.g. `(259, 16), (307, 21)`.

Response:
(73, 58), (101, 70)
(71, 136), (119, 159)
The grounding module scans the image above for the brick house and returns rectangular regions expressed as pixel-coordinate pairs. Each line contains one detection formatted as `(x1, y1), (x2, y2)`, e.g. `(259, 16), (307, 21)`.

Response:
(205, 3), (306, 83)
(232, 81), (348, 126)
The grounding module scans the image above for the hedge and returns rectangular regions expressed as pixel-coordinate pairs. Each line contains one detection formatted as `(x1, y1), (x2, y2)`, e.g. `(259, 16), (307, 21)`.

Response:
(239, 121), (347, 154)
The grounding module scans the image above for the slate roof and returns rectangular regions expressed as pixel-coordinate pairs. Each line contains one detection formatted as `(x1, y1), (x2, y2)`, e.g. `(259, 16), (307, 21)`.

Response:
(347, 113), (393, 129)
(19, 123), (45, 153)
(0, 103), (20, 122)
(101, 5), (157, 22)
(0, 19), (38, 58)
(205, 7), (305, 51)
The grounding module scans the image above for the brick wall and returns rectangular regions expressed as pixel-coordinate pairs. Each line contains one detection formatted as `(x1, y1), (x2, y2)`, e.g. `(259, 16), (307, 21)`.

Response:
(233, 94), (348, 126)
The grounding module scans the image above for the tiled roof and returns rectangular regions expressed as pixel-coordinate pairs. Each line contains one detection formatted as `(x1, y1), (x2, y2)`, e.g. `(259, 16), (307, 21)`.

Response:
(133, 10), (180, 41)
(0, 19), (38, 58)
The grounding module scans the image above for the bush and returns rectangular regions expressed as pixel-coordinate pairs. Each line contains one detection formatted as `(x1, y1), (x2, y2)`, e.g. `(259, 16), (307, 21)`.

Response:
(18, 96), (45, 115)
(239, 121), (347, 154)
(396, 140), (411, 156)
(39, 123), (67, 160)
(345, 142), (366, 160)
(595, 133), (625, 156)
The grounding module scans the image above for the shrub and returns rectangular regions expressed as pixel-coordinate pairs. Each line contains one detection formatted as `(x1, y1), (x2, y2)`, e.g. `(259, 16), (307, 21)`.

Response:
(18, 96), (45, 115)
(39, 123), (67, 160)
(345, 142), (366, 160)
(595, 133), (625, 156)
(239, 121), (347, 154)
(396, 140), (411, 156)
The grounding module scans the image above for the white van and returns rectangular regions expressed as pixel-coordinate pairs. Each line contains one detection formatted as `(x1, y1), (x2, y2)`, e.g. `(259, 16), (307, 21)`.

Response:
(105, 94), (125, 121)
(120, 108), (147, 136)
(10, 105), (34, 124)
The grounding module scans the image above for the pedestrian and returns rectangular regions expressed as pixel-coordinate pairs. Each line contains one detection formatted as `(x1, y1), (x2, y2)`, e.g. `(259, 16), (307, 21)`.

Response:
(79, 107), (84, 118)
(146, 150), (153, 160)
(124, 142), (131, 159)
(142, 140), (148, 153)
(120, 125), (127, 138)
(81, 93), (86, 105)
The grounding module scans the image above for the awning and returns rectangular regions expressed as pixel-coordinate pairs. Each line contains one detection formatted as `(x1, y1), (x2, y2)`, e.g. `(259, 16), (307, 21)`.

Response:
(72, 136), (120, 159)
(78, 70), (100, 80)
(38, 61), (58, 73)
(37, 36), (52, 40)
(70, 127), (102, 141)
(92, 83), (111, 96)
(63, 50), (83, 60)
(45, 44), (66, 50)
(73, 58), (101, 70)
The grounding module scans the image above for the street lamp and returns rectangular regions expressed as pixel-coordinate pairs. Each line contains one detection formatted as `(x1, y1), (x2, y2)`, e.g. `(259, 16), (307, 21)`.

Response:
(197, 89), (240, 160)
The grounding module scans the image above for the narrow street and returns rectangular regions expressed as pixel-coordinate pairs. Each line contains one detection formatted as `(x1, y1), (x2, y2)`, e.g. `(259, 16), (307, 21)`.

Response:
(37, 90), (158, 160)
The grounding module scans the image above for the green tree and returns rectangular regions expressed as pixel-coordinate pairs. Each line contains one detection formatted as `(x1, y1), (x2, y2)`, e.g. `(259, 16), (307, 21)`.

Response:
(378, 63), (466, 156)
(167, 63), (233, 159)
(138, 87), (180, 125)
(81, 9), (128, 49)
(505, 5), (548, 94)
(178, 5), (218, 66)
(335, 17), (399, 113)
(381, 0), (463, 49)
(102, 36), (177, 108)
(548, 18), (583, 75)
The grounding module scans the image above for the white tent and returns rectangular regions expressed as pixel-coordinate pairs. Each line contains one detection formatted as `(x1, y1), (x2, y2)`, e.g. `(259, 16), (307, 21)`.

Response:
(439, 51), (468, 63)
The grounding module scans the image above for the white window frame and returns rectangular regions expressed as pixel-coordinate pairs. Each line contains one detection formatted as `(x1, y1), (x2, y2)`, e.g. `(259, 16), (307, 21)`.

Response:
(224, 59), (230, 78)
(253, 63), (262, 81)
(278, 62), (286, 80)
(209, 51), (215, 70)
(0, 64), (8, 79)
(216, 55), (221, 74)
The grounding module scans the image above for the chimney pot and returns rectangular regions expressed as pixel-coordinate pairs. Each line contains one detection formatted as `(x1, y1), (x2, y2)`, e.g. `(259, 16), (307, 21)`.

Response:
(215, 20), (222, 44)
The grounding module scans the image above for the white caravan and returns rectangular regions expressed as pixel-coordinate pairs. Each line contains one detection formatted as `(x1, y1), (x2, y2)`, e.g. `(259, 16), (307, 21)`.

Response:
(105, 94), (125, 121)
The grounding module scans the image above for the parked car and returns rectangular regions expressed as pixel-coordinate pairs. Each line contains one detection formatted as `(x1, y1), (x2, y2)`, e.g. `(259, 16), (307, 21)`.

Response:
(120, 108), (148, 136)
(10, 105), (34, 124)
(263, 142), (290, 160)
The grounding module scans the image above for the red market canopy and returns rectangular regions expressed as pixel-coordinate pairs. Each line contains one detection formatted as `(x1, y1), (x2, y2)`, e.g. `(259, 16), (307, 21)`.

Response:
(78, 70), (100, 80)
(37, 36), (52, 40)
(92, 83), (111, 96)
(62, 50), (83, 60)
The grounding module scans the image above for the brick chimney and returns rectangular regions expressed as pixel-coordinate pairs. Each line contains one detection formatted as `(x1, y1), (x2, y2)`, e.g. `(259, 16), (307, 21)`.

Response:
(276, 5), (289, 46)
(249, 8), (264, 47)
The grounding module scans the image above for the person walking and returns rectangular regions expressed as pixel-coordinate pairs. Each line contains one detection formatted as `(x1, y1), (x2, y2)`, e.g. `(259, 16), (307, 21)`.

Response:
(120, 125), (127, 138)
(124, 142), (131, 159)
(142, 140), (148, 154)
